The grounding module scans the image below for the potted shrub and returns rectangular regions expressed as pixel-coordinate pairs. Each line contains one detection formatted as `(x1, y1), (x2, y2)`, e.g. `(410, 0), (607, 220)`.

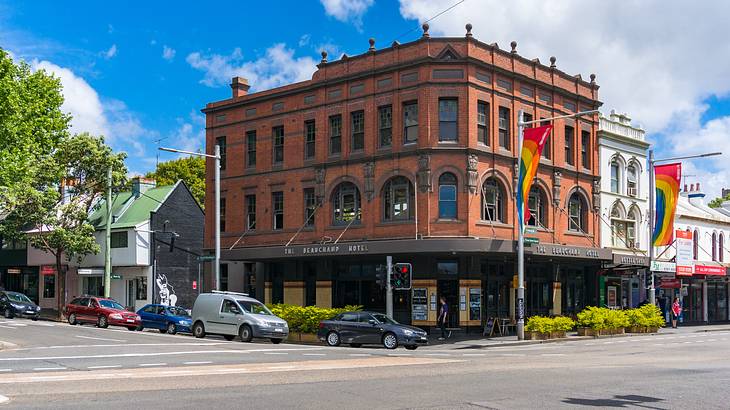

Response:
(626, 304), (664, 333)
(550, 316), (576, 339)
(525, 316), (575, 340)
(577, 306), (629, 336)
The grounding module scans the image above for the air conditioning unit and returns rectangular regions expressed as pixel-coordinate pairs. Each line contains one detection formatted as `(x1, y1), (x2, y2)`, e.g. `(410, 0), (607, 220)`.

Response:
(627, 186), (637, 197)
(627, 240), (636, 248)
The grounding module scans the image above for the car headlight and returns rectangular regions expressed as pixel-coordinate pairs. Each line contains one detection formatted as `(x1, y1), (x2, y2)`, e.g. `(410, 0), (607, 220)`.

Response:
(36, 306), (41, 311)
(178, 320), (190, 325)
(110, 313), (123, 320)
(403, 329), (415, 336)
(11, 304), (23, 310)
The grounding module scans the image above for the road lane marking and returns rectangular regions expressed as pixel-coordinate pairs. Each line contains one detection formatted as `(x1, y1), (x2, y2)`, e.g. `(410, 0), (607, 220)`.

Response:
(540, 354), (566, 357)
(9, 342), (225, 351)
(32, 367), (66, 371)
(76, 335), (127, 342)
(264, 352), (289, 355)
(0, 325), (15, 329)
(0, 369), (11, 372)
(0, 394), (7, 404)
(349, 354), (371, 357)
(87, 365), (121, 370)
(183, 361), (212, 365)
(425, 353), (451, 356)
(498, 353), (526, 357)
(302, 353), (326, 356)
(267, 365), (295, 370)
(139, 363), (167, 367)
(462, 353), (486, 357)
(0, 347), (320, 362)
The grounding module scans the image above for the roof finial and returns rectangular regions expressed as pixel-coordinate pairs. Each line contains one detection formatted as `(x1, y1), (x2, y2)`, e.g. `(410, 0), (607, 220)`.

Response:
(590, 73), (596, 84)
(549, 56), (556, 68)
(510, 41), (517, 53)
(368, 38), (375, 52)
(465, 23), (473, 37)
(422, 23), (430, 38)
(320, 50), (328, 64)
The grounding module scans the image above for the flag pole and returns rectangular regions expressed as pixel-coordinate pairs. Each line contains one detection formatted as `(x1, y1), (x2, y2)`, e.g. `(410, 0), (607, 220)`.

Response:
(516, 110), (526, 340)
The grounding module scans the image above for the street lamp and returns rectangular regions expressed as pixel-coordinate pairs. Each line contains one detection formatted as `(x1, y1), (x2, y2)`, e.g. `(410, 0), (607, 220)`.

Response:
(159, 145), (221, 291)
(647, 150), (721, 306)
(516, 109), (599, 340)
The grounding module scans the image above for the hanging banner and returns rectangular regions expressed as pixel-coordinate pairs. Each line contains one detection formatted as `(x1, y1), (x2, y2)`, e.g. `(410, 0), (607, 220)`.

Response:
(675, 229), (693, 276)
(517, 125), (552, 232)
(694, 265), (726, 276)
(652, 163), (681, 246)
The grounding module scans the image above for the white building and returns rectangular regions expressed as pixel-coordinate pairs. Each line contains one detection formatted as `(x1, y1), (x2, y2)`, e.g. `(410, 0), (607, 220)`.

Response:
(597, 111), (650, 308)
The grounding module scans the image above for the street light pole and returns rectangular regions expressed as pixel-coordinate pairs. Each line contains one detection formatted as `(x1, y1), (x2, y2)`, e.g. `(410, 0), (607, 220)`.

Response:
(159, 146), (221, 291)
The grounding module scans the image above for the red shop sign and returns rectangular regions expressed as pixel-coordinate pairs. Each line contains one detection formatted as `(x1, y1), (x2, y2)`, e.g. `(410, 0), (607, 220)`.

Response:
(40, 265), (57, 275)
(660, 278), (681, 289)
(694, 265), (726, 276)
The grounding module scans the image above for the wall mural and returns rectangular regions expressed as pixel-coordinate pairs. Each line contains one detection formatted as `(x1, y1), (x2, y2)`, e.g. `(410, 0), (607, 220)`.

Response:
(155, 273), (177, 306)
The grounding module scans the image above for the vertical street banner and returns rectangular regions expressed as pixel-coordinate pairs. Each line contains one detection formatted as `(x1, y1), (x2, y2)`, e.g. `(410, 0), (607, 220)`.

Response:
(652, 163), (681, 246)
(675, 229), (694, 276)
(517, 125), (552, 232)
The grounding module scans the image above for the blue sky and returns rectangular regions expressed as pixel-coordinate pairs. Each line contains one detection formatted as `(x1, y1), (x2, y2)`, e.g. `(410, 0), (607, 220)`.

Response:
(2, 0), (730, 198)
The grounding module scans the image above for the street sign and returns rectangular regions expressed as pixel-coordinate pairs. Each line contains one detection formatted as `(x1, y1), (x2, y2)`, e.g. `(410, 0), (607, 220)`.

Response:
(523, 237), (539, 245)
(111, 274), (121, 280)
(198, 255), (216, 261)
(524, 227), (537, 234)
(192, 280), (197, 290)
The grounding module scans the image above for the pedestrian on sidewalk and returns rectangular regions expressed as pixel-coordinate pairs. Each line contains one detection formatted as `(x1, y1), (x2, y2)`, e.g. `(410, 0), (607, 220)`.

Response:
(671, 297), (681, 328)
(438, 296), (451, 340)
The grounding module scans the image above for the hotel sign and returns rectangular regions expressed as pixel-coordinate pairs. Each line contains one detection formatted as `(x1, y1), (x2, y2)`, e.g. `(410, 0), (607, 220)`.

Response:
(611, 254), (650, 266)
(283, 244), (370, 256)
(526, 244), (609, 260)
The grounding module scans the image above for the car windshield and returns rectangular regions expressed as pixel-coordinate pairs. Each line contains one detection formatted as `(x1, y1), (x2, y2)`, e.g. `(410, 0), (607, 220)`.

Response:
(7, 293), (32, 303)
(167, 307), (190, 317)
(99, 300), (125, 310)
(237, 300), (272, 316)
(371, 313), (398, 325)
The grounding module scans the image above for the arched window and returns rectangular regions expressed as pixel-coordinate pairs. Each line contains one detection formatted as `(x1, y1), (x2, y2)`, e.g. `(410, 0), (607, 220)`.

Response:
(610, 203), (626, 247)
(627, 165), (638, 197)
(627, 208), (639, 248)
(568, 192), (587, 232)
(712, 232), (718, 261)
(610, 160), (620, 194)
(438, 173), (457, 219)
(693, 229), (699, 260)
(332, 182), (361, 225)
(481, 178), (504, 222)
(382, 177), (414, 221)
(527, 187), (547, 227)
(720, 233), (725, 263)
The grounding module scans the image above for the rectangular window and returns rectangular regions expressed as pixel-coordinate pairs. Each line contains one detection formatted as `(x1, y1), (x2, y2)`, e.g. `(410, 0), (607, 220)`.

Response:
(272, 126), (284, 164)
(540, 118), (551, 159)
(497, 78), (513, 91)
(304, 94), (316, 104)
(272, 102), (284, 112)
(438, 99), (458, 142)
(246, 131), (256, 167)
(351, 110), (364, 151)
(565, 125), (575, 166)
(432, 69), (464, 79)
(135, 277), (147, 300)
(377, 77), (392, 89)
(304, 188), (316, 227)
(523, 113), (533, 126)
(498, 107), (510, 149)
(215, 114), (226, 123)
(539, 93), (552, 104)
(245, 108), (257, 117)
(246, 195), (256, 230)
(477, 101), (489, 145)
(220, 264), (228, 292)
(401, 72), (418, 84)
(216, 136), (227, 170)
(378, 105), (392, 147)
(581, 130), (590, 169)
(272, 192), (284, 230)
(329, 115), (342, 155)
(403, 101), (418, 144)
(304, 120), (316, 159)
(476, 71), (491, 84)
(565, 101), (577, 112)
(110, 231), (128, 248)
(43, 274), (55, 298)
(349, 83), (364, 95)
(520, 85), (534, 98)
(328, 88), (341, 99)
(220, 197), (226, 232)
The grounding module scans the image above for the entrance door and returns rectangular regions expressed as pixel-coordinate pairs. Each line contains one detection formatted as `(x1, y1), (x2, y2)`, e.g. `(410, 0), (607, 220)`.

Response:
(127, 279), (136, 308)
(437, 280), (459, 328)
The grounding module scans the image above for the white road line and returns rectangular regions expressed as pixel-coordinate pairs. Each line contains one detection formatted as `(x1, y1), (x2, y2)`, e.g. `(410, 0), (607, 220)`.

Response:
(263, 352), (288, 355)
(387, 354), (411, 357)
(216, 368), (249, 373)
(32, 367), (66, 371)
(302, 353), (326, 356)
(183, 361), (212, 365)
(0, 349), (251, 362)
(0, 369), (11, 372)
(87, 365), (121, 370)
(139, 363), (167, 367)
(462, 353), (486, 357)
(540, 353), (566, 357)
(0, 394), (7, 404)
(498, 353), (526, 357)
(349, 354), (371, 357)
(0, 325), (15, 329)
(267, 365), (295, 370)
(425, 353), (451, 356)
(76, 335), (127, 342)
(11, 342), (224, 351)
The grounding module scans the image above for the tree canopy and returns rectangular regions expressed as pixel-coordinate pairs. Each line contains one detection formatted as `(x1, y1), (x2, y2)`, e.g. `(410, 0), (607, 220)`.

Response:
(708, 194), (730, 208)
(146, 156), (205, 208)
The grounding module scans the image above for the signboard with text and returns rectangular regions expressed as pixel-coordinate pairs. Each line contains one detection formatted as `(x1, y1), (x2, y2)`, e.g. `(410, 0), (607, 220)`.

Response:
(675, 230), (694, 276)
(694, 265), (726, 276)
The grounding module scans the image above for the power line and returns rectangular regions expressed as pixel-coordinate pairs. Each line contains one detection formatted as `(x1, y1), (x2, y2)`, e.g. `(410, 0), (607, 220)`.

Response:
(393, 0), (466, 42)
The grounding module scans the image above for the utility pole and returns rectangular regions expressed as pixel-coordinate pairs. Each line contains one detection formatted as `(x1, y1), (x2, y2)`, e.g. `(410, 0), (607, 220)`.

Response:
(386, 255), (393, 318)
(104, 166), (112, 298)
(516, 110), (526, 341)
(648, 149), (655, 306)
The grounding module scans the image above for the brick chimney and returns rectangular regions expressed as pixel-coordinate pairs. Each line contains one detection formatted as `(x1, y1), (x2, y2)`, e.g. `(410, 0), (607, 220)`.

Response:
(131, 177), (156, 198)
(688, 182), (705, 206)
(231, 76), (250, 98)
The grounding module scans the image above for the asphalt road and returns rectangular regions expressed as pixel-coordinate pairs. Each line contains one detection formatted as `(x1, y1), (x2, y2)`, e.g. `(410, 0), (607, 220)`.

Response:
(1, 317), (730, 409)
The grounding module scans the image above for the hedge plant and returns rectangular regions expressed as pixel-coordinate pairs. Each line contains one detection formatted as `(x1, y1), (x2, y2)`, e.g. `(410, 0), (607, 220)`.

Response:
(626, 304), (664, 328)
(267, 304), (362, 334)
(525, 315), (576, 334)
(577, 306), (629, 330)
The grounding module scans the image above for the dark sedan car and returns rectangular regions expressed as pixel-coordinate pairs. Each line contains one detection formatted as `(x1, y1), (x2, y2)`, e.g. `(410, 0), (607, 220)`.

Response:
(318, 311), (428, 350)
(137, 304), (192, 334)
(0, 291), (41, 320)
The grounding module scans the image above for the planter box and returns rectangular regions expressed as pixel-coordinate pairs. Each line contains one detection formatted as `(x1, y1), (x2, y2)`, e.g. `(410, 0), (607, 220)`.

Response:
(627, 326), (659, 334)
(525, 330), (567, 340)
(577, 327), (625, 337)
(577, 327), (595, 336)
(287, 332), (321, 344)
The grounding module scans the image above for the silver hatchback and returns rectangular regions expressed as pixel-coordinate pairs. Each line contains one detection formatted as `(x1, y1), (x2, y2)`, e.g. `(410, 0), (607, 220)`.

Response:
(191, 291), (289, 343)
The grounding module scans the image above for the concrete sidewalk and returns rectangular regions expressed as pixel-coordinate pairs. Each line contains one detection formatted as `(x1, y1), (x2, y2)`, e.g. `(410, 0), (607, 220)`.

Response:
(424, 323), (730, 350)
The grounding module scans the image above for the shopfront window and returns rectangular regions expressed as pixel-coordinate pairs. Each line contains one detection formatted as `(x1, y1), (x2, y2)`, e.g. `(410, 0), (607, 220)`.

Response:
(438, 173), (457, 219)
(43, 274), (55, 298)
(83, 276), (104, 297)
(332, 182), (361, 225)
(436, 261), (458, 276)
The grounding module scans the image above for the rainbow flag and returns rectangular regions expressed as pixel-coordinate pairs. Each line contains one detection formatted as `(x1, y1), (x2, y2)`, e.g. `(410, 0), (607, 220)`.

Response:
(517, 125), (552, 232)
(652, 163), (681, 246)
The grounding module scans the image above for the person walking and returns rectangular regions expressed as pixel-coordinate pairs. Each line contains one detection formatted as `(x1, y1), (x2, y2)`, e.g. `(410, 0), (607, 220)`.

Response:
(671, 297), (681, 328)
(438, 296), (451, 340)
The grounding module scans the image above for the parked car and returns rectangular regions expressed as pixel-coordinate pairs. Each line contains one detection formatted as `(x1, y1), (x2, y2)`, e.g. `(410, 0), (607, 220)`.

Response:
(191, 291), (289, 343)
(65, 296), (141, 330)
(318, 311), (428, 350)
(137, 304), (192, 334)
(0, 291), (41, 320)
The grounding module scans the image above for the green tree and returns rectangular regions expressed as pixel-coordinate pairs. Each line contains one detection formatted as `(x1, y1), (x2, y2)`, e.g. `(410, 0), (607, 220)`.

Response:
(146, 156), (205, 208)
(708, 194), (730, 208)
(26, 133), (127, 318)
(0, 48), (69, 224)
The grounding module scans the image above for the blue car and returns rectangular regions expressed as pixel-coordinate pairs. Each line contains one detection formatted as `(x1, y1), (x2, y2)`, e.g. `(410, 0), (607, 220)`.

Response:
(137, 304), (192, 334)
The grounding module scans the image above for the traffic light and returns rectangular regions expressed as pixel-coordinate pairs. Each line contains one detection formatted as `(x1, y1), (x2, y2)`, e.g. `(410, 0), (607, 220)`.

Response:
(375, 264), (386, 289)
(391, 263), (412, 290)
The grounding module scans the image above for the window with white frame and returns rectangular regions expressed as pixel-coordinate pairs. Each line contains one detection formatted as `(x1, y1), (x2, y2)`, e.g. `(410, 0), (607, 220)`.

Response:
(481, 178), (504, 222)
(568, 193), (587, 232)
(610, 160), (620, 194)
(627, 165), (638, 197)
(527, 187), (546, 227)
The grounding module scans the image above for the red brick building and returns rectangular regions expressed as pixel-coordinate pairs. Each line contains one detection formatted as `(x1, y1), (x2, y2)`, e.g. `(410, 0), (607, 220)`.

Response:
(203, 25), (609, 330)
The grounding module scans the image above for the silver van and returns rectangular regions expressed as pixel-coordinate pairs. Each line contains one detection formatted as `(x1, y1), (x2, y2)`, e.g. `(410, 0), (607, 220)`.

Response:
(191, 291), (289, 343)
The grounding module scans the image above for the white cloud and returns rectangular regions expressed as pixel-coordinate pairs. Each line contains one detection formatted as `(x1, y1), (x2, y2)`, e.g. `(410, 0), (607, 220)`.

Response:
(103, 44), (117, 59)
(299, 34), (311, 47)
(186, 43), (317, 91)
(398, 0), (730, 198)
(162, 45), (176, 61)
(150, 39), (157, 46)
(174, 110), (206, 154)
(320, 0), (373, 29)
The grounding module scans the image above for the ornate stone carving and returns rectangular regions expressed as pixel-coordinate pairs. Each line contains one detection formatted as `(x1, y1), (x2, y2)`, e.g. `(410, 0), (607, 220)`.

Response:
(363, 161), (375, 201)
(552, 170), (562, 206)
(315, 167), (326, 203)
(417, 154), (431, 193)
(467, 154), (479, 193)
(592, 177), (601, 211)
(512, 162), (520, 197)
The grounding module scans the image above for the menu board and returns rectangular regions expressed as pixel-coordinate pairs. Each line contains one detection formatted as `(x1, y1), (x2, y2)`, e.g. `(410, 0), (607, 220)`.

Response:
(469, 288), (481, 321)
(412, 288), (428, 321)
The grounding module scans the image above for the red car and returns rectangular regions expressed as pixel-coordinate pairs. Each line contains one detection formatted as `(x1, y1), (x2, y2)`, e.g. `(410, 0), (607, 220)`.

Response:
(65, 296), (141, 330)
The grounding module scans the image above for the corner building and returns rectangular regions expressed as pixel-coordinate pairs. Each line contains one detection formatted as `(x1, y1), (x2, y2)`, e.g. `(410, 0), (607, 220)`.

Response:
(203, 26), (607, 331)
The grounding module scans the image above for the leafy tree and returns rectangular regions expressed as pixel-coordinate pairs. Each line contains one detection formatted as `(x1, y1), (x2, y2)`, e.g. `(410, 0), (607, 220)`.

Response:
(26, 133), (127, 318)
(708, 194), (730, 208)
(146, 156), (205, 208)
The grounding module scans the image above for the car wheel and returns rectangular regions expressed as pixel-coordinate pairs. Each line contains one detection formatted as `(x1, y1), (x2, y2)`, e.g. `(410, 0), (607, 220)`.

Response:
(3, 308), (13, 319)
(97, 315), (109, 328)
(192, 322), (206, 338)
(239, 324), (253, 342)
(349, 343), (362, 348)
(136, 325), (144, 331)
(270, 338), (283, 344)
(223, 335), (235, 341)
(382, 332), (398, 350)
(167, 323), (177, 335)
(405, 345), (418, 350)
(127, 326), (137, 331)
(159, 328), (168, 334)
(31, 316), (38, 321)
(326, 331), (340, 347)
(67, 313), (77, 325)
